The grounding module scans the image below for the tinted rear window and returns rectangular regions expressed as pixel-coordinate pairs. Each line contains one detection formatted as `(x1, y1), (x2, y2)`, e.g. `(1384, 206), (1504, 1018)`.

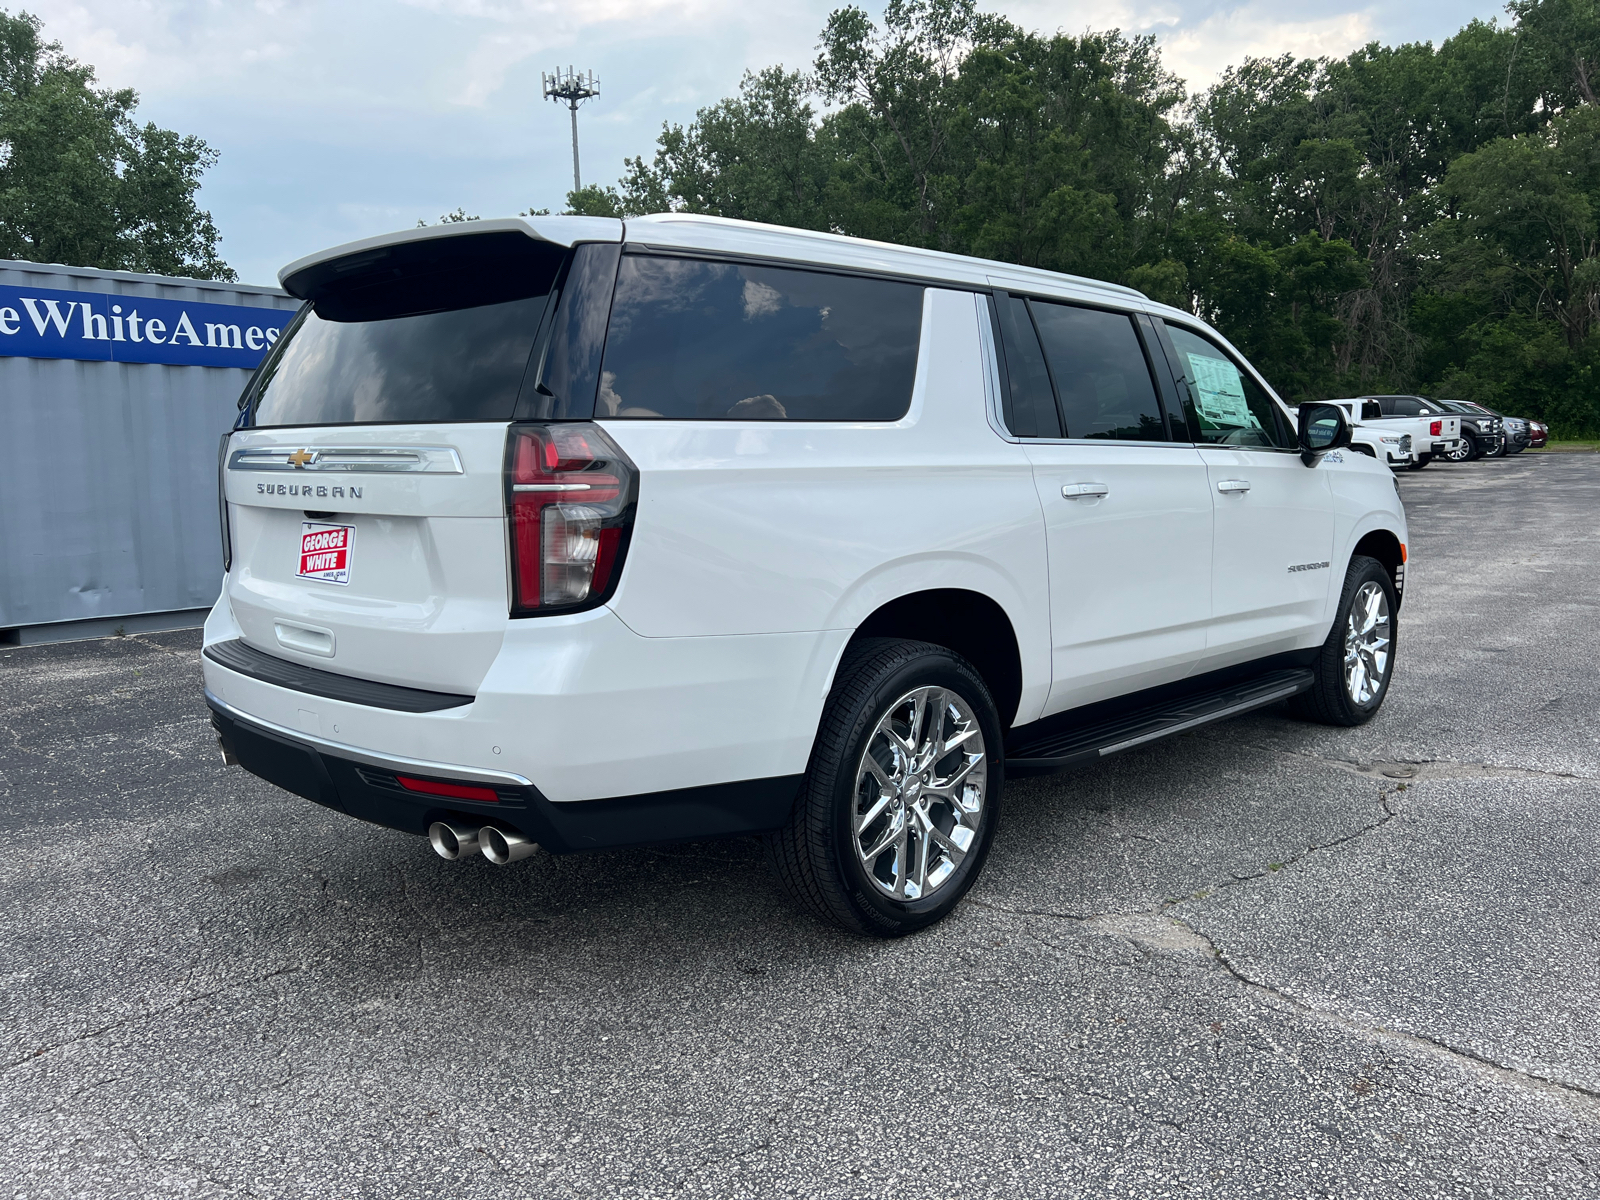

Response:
(992, 295), (1060, 438)
(596, 256), (923, 421)
(1029, 301), (1166, 441)
(250, 231), (564, 428)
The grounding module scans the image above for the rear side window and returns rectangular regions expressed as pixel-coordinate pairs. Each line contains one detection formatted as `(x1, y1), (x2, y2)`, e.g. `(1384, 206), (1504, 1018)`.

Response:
(250, 231), (564, 428)
(597, 256), (923, 420)
(1164, 324), (1292, 449)
(1029, 301), (1166, 441)
(1361, 401), (1383, 421)
(992, 295), (1061, 438)
(1384, 397), (1422, 417)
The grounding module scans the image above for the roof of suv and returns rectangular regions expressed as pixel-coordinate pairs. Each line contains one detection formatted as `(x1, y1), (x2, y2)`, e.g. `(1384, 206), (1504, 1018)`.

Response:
(279, 212), (1153, 312)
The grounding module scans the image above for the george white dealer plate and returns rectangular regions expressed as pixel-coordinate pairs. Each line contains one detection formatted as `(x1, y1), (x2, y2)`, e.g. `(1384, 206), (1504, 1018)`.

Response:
(297, 522), (355, 585)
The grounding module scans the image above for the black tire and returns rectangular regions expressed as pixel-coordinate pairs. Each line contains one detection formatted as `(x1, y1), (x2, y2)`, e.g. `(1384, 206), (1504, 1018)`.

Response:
(767, 638), (1004, 937)
(1486, 435), (1506, 458)
(1457, 435), (1480, 462)
(1288, 555), (1398, 727)
(1406, 454), (1431, 471)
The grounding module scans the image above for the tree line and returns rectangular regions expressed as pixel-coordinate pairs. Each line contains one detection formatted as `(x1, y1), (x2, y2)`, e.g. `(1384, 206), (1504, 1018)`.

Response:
(569, 0), (1600, 436)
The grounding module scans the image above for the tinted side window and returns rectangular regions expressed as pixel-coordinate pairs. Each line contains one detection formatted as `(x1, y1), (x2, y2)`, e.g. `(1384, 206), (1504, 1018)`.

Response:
(1361, 401), (1383, 421)
(1030, 301), (1167, 441)
(992, 294), (1060, 438)
(1164, 324), (1292, 449)
(597, 256), (923, 420)
(1387, 397), (1422, 416)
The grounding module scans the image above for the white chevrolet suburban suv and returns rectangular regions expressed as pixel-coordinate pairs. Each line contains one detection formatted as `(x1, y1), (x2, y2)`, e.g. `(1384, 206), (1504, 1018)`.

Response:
(205, 214), (1407, 936)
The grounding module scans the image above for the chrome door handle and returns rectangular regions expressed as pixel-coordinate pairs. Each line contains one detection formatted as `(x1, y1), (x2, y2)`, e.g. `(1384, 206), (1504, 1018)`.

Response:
(1062, 483), (1109, 499)
(1216, 479), (1251, 494)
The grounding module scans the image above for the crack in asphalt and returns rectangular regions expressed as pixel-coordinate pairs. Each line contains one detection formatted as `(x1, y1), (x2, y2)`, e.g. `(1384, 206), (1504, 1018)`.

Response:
(1179, 921), (1600, 1119)
(971, 782), (1402, 926)
(972, 782), (1600, 1123)
(2, 964), (304, 1073)
(1256, 745), (1594, 784)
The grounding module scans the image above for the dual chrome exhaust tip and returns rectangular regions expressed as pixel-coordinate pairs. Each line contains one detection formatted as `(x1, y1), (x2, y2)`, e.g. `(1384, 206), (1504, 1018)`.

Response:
(428, 820), (538, 866)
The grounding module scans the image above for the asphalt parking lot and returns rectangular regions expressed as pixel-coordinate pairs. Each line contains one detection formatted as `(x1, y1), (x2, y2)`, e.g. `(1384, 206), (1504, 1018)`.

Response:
(4, 452), (1599, 1199)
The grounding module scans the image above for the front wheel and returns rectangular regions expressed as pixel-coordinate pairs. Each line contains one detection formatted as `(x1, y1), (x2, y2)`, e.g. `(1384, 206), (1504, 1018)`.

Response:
(1288, 556), (1398, 727)
(1406, 454), (1431, 471)
(767, 638), (1003, 937)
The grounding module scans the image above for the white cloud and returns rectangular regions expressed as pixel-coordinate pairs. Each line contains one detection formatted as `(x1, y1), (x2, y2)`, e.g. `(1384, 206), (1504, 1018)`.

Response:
(1160, 4), (1377, 88)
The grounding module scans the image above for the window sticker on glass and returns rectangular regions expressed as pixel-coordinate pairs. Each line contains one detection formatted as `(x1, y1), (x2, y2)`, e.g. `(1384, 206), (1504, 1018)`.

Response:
(1186, 353), (1261, 432)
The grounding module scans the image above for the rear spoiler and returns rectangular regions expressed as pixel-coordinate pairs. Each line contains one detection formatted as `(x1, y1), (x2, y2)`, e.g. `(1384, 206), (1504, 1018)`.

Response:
(277, 216), (624, 300)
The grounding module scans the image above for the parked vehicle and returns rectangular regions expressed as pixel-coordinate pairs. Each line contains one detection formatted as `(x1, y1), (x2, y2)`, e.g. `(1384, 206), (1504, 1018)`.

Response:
(205, 215), (1409, 936)
(1316, 399), (1461, 470)
(1529, 420), (1549, 448)
(1362, 395), (1476, 466)
(1388, 397), (1504, 461)
(1500, 415), (1531, 453)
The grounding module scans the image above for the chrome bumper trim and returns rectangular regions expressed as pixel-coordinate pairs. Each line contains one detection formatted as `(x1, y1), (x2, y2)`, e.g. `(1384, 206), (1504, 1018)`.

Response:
(205, 688), (535, 789)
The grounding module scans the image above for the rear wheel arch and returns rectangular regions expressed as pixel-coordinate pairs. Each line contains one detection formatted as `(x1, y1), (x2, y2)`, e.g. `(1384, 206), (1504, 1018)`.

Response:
(840, 589), (1023, 729)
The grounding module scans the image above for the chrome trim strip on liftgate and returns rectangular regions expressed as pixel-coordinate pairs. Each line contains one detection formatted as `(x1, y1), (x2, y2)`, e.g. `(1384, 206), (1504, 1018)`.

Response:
(205, 688), (535, 789)
(227, 446), (465, 474)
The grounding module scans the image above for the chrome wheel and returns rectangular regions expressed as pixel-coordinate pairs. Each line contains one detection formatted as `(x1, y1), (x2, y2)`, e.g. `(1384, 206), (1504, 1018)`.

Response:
(853, 686), (986, 901)
(1343, 581), (1392, 705)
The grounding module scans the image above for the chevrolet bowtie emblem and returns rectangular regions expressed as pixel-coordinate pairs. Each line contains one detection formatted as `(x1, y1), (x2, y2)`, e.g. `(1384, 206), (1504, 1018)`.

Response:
(287, 448), (315, 468)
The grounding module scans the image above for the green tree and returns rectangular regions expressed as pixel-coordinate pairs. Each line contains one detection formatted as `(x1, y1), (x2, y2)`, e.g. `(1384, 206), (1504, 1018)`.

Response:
(618, 67), (828, 228)
(0, 9), (232, 279)
(573, 0), (1600, 423)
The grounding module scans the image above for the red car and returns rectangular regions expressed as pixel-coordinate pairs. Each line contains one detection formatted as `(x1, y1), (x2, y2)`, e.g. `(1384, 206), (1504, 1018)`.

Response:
(1529, 420), (1549, 448)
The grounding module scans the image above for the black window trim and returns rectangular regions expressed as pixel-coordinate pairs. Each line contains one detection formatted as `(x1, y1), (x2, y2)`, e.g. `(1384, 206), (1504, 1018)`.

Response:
(1155, 317), (1300, 454)
(990, 288), (1191, 447)
(983, 293), (1018, 436)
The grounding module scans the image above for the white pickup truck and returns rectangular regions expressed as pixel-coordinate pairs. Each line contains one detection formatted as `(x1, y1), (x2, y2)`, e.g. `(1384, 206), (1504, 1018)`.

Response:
(1309, 400), (1462, 470)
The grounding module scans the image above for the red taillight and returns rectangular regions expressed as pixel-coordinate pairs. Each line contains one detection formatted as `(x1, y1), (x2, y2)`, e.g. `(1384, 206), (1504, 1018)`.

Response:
(396, 775), (500, 803)
(506, 423), (637, 615)
(1430, 420), (1442, 436)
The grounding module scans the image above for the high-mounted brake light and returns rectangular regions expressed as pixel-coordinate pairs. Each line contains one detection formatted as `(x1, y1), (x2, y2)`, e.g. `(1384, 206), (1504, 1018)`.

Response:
(1430, 420), (1442, 437)
(505, 423), (637, 615)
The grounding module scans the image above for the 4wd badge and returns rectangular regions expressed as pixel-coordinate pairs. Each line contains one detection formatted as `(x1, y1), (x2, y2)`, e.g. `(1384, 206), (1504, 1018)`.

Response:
(298, 522), (354, 585)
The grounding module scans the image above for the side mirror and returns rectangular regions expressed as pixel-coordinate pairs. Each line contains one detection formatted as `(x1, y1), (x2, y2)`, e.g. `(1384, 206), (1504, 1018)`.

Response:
(1298, 402), (1351, 466)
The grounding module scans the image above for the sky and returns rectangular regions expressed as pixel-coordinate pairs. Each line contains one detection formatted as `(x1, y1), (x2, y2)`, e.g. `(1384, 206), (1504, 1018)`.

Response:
(22, 0), (1506, 286)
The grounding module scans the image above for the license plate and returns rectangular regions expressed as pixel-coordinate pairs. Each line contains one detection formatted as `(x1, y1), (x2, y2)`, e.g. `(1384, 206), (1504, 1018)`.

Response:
(298, 522), (354, 585)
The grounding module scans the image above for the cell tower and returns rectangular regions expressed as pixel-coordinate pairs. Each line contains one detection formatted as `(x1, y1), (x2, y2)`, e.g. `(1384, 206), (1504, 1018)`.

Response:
(542, 67), (600, 194)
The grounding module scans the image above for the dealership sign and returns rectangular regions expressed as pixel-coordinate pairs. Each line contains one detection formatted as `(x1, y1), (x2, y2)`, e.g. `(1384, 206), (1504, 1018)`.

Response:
(0, 283), (297, 369)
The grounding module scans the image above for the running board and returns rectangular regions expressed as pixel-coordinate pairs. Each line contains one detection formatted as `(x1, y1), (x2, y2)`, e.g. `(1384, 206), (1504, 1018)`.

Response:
(1005, 667), (1314, 777)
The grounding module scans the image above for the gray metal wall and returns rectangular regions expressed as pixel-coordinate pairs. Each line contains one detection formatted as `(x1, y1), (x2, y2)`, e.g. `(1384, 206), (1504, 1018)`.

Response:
(0, 260), (300, 631)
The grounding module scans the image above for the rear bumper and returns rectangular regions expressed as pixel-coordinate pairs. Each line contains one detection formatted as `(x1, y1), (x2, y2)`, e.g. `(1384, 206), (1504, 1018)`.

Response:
(208, 691), (800, 852)
(203, 595), (845, 804)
